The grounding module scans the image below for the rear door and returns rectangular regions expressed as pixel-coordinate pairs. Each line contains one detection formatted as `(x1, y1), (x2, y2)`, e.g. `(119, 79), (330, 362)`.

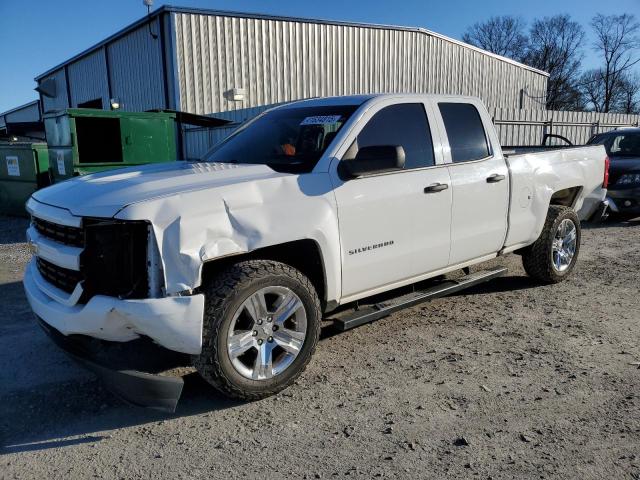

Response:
(330, 100), (452, 299)
(433, 100), (509, 265)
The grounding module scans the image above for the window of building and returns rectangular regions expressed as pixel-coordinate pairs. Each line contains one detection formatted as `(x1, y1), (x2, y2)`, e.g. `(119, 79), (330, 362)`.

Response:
(77, 98), (104, 109)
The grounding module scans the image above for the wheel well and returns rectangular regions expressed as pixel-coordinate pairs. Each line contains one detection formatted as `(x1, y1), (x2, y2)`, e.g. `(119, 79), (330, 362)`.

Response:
(200, 239), (327, 307)
(550, 187), (582, 208)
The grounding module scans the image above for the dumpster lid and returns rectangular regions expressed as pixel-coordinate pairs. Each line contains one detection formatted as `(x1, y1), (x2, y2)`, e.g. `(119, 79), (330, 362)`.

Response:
(146, 109), (232, 128)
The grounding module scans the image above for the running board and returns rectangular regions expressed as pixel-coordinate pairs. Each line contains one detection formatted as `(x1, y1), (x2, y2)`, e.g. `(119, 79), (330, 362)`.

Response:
(331, 267), (507, 332)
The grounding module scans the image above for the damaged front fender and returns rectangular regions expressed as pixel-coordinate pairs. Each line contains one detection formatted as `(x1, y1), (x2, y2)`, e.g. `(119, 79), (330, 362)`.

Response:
(115, 170), (341, 303)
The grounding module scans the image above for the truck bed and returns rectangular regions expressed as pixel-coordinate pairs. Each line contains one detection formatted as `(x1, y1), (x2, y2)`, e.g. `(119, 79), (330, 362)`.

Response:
(502, 145), (577, 156)
(502, 145), (607, 251)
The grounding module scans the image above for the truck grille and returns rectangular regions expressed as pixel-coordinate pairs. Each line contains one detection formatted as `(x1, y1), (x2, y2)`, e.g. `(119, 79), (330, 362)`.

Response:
(33, 217), (84, 247)
(31, 216), (151, 302)
(36, 257), (84, 294)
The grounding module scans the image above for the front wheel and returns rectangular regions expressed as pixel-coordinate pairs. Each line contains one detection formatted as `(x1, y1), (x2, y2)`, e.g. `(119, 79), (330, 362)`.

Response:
(522, 205), (581, 284)
(193, 260), (321, 400)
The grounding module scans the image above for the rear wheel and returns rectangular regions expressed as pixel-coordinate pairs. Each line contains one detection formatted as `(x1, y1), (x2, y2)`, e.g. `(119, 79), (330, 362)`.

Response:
(193, 260), (321, 400)
(522, 205), (581, 284)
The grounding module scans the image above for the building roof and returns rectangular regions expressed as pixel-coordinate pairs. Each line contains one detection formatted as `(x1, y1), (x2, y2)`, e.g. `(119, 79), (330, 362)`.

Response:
(0, 100), (40, 117)
(35, 5), (550, 81)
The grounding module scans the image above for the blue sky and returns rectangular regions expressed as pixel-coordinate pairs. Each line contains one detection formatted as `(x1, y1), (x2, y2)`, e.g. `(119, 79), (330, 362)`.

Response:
(1, 0), (639, 112)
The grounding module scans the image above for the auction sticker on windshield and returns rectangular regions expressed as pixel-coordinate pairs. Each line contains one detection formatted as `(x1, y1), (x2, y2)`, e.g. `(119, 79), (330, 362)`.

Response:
(300, 115), (343, 126)
(6, 156), (19, 176)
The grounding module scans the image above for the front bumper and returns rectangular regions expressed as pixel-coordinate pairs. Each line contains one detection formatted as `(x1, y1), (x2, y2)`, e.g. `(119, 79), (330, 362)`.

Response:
(607, 187), (640, 215)
(37, 318), (186, 412)
(24, 259), (205, 355)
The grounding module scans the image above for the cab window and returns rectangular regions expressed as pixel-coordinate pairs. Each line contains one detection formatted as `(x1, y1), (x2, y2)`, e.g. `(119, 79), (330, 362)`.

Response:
(352, 103), (435, 169)
(438, 103), (491, 163)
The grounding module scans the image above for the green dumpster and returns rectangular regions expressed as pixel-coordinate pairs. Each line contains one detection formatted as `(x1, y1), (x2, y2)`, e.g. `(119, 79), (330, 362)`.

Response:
(0, 143), (50, 216)
(44, 108), (177, 182)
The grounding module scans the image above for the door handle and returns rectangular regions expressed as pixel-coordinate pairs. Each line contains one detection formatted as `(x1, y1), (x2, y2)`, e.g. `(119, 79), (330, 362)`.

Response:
(486, 174), (506, 183)
(424, 183), (449, 193)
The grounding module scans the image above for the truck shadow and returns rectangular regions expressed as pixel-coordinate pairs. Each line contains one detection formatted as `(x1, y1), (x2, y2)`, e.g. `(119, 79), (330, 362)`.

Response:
(319, 273), (538, 341)
(0, 372), (242, 454)
(582, 217), (639, 230)
(0, 216), (30, 246)
(448, 275), (540, 295)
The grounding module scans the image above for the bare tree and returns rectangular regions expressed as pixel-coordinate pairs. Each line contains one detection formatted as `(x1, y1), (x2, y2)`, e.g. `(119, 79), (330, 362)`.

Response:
(462, 16), (528, 60)
(615, 73), (640, 114)
(523, 15), (585, 110)
(590, 14), (640, 112)
(579, 69), (607, 112)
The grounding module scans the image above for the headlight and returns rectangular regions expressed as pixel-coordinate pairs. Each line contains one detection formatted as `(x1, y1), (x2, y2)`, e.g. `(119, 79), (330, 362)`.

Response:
(617, 173), (640, 185)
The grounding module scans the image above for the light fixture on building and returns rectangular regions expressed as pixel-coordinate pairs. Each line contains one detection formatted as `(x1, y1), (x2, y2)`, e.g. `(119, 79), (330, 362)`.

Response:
(110, 98), (121, 110)
(231, 88), (246, 101)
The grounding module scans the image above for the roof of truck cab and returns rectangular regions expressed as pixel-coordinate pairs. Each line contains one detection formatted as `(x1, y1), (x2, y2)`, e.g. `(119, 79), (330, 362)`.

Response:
(277, 93), (480, 109)
(276, 95), (377, 108)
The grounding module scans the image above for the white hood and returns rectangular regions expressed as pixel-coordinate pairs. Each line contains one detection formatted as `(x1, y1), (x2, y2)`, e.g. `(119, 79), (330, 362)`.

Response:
(32, 161), (290, 218)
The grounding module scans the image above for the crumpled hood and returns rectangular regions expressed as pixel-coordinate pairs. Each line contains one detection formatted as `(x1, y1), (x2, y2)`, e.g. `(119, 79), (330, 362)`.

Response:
(32, 161), (290, 218)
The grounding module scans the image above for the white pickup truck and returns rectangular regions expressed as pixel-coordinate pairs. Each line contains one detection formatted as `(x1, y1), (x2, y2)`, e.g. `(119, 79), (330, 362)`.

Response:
(24, 94), (609, 409)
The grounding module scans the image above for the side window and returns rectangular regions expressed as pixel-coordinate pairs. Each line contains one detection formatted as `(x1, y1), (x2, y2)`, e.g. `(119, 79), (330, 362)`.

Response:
(354, 103), (435, 169)
(438, 103), (490, 163)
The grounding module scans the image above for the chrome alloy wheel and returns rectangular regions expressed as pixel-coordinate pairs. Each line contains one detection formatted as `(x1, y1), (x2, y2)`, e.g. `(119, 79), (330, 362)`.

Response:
(227, 286), (307, 380)
(551, 218), (577, 272)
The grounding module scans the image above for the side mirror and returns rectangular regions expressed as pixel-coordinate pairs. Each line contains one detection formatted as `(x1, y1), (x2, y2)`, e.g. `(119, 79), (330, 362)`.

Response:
(339, 145), (406, 178)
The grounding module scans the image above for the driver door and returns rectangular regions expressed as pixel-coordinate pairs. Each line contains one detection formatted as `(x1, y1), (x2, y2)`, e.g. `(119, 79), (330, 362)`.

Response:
(330, 101), (452, 300)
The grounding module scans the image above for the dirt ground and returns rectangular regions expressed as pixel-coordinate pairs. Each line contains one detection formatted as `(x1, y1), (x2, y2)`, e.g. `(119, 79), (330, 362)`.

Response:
(1, 214), (639, 479)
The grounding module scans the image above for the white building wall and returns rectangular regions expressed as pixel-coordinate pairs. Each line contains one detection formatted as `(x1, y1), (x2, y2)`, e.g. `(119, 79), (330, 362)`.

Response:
(172, 12), (549, 116)
(67, 49), (109, 108)
(107, 19), (166, 112)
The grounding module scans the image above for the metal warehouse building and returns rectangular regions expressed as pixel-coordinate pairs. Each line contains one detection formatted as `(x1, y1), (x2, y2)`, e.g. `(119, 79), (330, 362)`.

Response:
(35, 5), (549, 157)
(0, 100), (44, 140)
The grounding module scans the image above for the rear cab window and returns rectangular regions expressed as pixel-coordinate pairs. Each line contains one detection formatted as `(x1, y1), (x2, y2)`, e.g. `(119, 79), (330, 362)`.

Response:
(348, 103), (435, 169)
(438, 103), (491, 163)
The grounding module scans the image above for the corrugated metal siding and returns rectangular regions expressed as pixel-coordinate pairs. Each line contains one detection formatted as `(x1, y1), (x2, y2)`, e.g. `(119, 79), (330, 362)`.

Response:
(40, 69), (69, 112)
(3, 102), (41, 123)
(173, 12), (548, 116)
(183, 104), (275, 158)
(68, 49), (109, 107)
(38, 19), (167, 113)
(493, 108), (640, 146)
(107, 19), (166, 112)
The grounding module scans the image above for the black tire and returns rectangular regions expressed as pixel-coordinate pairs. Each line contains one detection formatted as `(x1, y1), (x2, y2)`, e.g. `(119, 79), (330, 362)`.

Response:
(193, 259), (321, 401)
(522, 205), (581, 284)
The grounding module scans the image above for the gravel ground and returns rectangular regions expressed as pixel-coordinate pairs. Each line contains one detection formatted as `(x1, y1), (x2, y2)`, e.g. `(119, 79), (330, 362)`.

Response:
(1, 214), (639, 479)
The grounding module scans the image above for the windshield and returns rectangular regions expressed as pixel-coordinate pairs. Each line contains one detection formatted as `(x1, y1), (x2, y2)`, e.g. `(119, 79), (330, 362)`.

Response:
(589, 132), (640, 157)
(203, 105), (358, 173)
